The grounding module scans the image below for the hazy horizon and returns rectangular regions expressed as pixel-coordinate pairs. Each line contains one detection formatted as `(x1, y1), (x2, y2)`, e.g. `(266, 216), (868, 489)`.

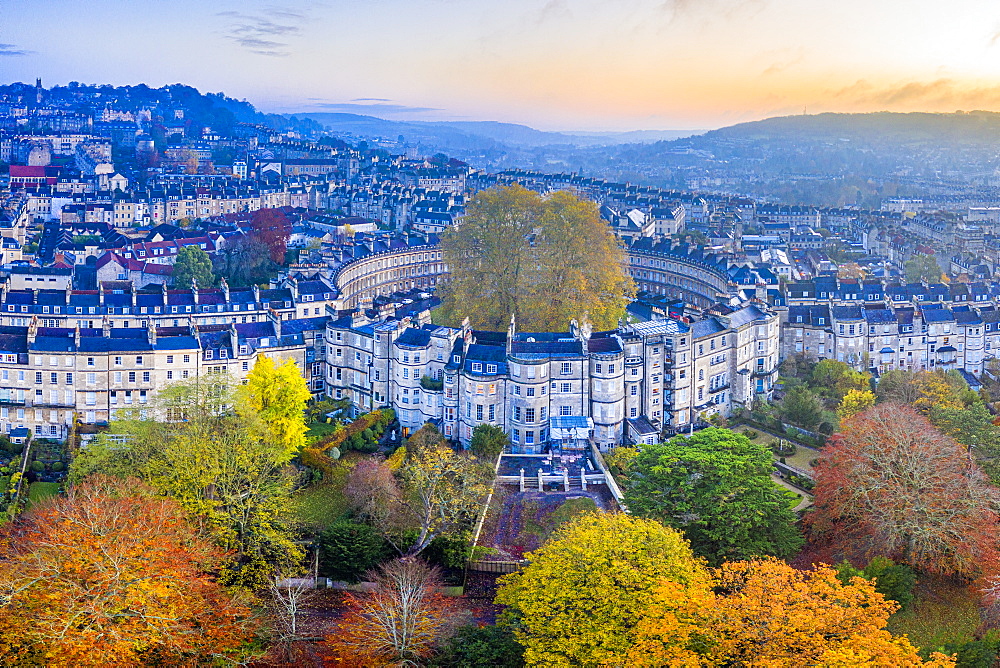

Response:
(5, 0), (1000, 132)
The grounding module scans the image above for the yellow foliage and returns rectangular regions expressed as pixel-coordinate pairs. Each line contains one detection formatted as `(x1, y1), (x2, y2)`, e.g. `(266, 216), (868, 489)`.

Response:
(238, 355), (311, 459)
(837, 389), (876, 420)
(386, 446), (407, 472)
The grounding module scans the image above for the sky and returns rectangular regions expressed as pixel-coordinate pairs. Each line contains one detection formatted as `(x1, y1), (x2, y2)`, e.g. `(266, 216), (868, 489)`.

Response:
(3, 0), (1000, 132)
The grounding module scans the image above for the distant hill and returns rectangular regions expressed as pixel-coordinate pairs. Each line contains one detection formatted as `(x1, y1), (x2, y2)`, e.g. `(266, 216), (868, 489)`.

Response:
(698, 111), (1000, 144)
(291, 112), (695, 152)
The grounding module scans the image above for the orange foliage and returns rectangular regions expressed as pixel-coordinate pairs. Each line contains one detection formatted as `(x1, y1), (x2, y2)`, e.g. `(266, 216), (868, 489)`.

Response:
(808, 403), (1000, 578)
(324, 559), (459, 666)
(0, 476), (254, 667)
(630, 558), (954, 667)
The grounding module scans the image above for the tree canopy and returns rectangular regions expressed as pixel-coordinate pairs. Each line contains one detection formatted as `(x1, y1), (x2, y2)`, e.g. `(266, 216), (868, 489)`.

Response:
(438, 185), (634, 331)
(237, 355), (311, 458)
(495, 512), (709, 667)
(630, 558), (953, 667)
(172, 244), (214, 289)
(623, 427), (803, 564)
(0, 476), (254, 667)
(905, 253), (943, 283)
(808, 403), (1000, 577)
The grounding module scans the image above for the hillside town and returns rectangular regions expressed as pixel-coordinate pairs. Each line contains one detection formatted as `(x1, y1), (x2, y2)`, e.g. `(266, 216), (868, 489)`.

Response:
(3, 83), (1000, 449)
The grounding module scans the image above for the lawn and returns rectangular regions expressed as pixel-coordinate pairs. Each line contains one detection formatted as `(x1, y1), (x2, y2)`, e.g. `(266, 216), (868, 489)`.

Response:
(887, 575), (981, 652)
(290, 452), (367, 532)
(738, 427), (819, 473)
(26, 482), (60, 509)
(306, 421), (341, 444)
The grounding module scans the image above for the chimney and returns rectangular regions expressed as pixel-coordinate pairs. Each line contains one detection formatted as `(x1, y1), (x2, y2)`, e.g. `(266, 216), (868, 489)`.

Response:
(74, 324), (81, 348)
(102, 315), (111, 338)
(192, 279), (199, 304)
(147, 320), (157, 346)
(220, 277), (230, 302)
(268, 308), (282, 339)
(253, 284), (260, 305)
(27, 316), (37, 344)
(130, 280), (137, 307)
(98, 281), (105, 306)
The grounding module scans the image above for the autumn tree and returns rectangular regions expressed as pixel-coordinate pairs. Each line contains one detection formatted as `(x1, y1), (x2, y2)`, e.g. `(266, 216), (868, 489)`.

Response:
(439, 184), (634, 331)
(905, 252), (943, 283)
(172, 244), (214, 289)
(930, 401), (1000, 482)
(837, 388), (876, 420)
(0, 476), (254, 667)
(346, 443), (490, 558)
(495, 512), (710, 667)
(70, 376), (303, 589)
(624, 428), (803, 564)
(811, 359), (871, 405)
(250, 207), (291, 263)
(326, 559), (462, 666)
(214, 234), (274, 286)
(808, 403), (1000, 577)
(876, 368), (976, 413)
(629, 558), (954, 667)
(238, 355), (311, 458)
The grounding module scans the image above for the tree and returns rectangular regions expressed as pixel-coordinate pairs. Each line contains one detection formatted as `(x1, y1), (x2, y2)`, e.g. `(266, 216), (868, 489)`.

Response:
(318, 520), (389, 583)
(214, 234), (274, 286)
(930, 401), (1000, 482)
(439, 185), (634, 331)
(172, 244), (214, 289)
(875, 369), (976, 413)
(810, 359), (871, 404)
(780, 385), (825, 429)
(494, 512), (710, 667)
(623, 428), (803, 564)
(905, 252), (943, 283)
(396, 443), (491, 556)
(249, 207), (291, 264)
(71, 376), (304, 589)
(238, 355), (311, 458)
(808, 403), (1000, 577)
(469, 423), (509, 461)
(326, 559), (462, 666)
(630, 558), (954, 667)
(837, 388), (876, 420)
(0, 476), (254, 667)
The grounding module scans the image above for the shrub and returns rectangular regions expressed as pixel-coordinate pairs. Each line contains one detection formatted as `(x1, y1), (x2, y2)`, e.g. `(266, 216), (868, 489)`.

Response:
(51, 461), (64, 473)
(432, 625), (524, 668)
(328, 447), (341, 461)
(742, 429), (758, 439)
(423, 532), (473, 570)
(29, 461), (43, 473)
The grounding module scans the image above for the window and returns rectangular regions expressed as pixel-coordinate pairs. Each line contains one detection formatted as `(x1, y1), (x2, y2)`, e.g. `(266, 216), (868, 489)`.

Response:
(471, 362), (482, 373)
(128, 372), (136, 383)
(525, 408), (535, 423)
(34, 372), (42, 384)
(143, 372), (150, 383)
(486, 364), (497, 374)
(540, 407), (547, 420)
(65, 373), (72, 385)
(526, 387), (535, 397)
(489, 404), (495, 421)
(561, 382), (571, 393)
(167, 370), (173, 380)
(561, 362), (572, 374)
(514, 385), (521, 395)
(559, 405), (572, 416)
(595, 363), (603, 374)
(183, 355), (190, 363)
(630, 407), (638, 418)
(167, 355), (174, 364)
(50, 373), (57, 384)
(630, 385), (638, 396)
(608, 364), (615, 374)
(115, 356), (123, 366)
(476, 405), (483, 421)
(513, 429), (520, 443)
(525, 430), (534, 445)
(136, 356), (143, 365)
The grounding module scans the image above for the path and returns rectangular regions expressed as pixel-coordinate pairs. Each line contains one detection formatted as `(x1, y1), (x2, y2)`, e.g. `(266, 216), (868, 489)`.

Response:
(772, 474), (813, 512)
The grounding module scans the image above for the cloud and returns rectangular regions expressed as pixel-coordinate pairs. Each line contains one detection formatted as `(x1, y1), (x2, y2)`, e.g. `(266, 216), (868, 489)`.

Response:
(827, 78), (1000, 110)
(0, 43), (31, 57)
(352, 98), (392, 102)
(218, 6), (307, 57)
(311, 102), (441, 115)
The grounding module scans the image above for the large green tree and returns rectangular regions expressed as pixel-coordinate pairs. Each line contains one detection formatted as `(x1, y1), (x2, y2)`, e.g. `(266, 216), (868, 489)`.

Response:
(623, 428), (803, 565)
(172, 244), (214, 289)
(439, 185), (634, 331)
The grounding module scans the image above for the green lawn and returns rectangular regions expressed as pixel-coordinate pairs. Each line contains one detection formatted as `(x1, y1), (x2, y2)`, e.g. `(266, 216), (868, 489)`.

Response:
(738, 427), (819, 473)
(888, 576), (981, 652)
(290, 452), (367, 532)
(26, 482), (60, 509)
(305, 421), (340, 444)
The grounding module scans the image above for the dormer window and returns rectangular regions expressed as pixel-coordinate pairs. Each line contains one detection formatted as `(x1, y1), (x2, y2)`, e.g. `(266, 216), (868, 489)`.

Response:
(486, 364), (498, 374)
(471, 362), (482, 373)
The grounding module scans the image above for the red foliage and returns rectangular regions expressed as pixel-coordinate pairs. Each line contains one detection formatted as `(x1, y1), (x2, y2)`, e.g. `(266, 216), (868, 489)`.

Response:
(806, 403), (1000, 578)
(250, 208), (291, 263)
